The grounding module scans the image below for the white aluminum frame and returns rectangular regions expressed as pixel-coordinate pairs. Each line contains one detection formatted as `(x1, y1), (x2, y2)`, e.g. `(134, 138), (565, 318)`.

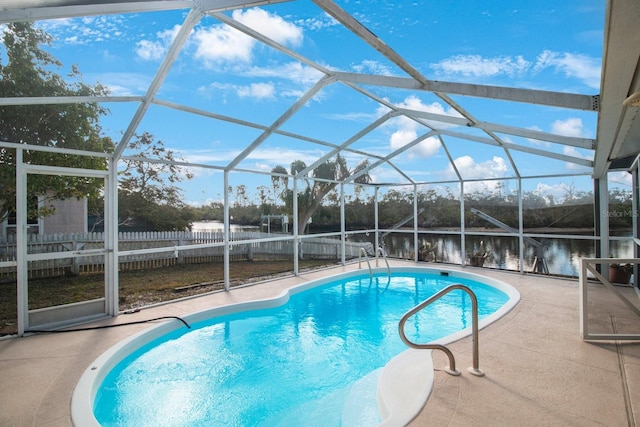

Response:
(16, 149), (112, 335)
(580, 257), (640, 341)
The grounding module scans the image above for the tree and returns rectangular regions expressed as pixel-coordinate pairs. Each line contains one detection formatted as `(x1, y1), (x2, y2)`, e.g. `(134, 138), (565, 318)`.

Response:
(117, 132), (194, 231)
(271, 155), (371, 235)
(0, 22), (113, 223)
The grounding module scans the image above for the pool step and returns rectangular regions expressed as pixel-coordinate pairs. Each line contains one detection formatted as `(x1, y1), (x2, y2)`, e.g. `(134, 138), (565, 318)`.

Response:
(341, 368), (382, 426)
(258, 369), (382, 426)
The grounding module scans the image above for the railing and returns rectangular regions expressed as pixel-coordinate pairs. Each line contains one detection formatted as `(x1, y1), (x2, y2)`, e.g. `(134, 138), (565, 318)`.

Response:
(375, 245), (391, 279)
(398, 284), (484, 377)
(358, 247), (372, 278)
(0, 231), (370, 280)
(579, 257), (640, 340)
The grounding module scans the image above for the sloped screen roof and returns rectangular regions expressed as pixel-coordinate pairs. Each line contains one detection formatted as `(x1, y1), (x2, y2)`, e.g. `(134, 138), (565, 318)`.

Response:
(1, 0), (638, 202)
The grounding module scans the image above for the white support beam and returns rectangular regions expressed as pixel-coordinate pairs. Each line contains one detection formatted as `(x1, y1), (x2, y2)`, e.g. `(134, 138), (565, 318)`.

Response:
(0, 0), (289, 23)
(152, 98), (392, 164)
(397, 108), (596, 149)
(22, 163), (110, 178)
(438, 92), (522, 179)
(114, 8), (203, 159)
(438, 129), (594, 168)
(293, 178), (299, 270)
(598, 177), (610, 268)
(0, 96), (143, 106)
(298, 111), (397, 178)
(0, 140), (112, 159)
(374, 187), (379, 254)
(413, 184), (418, 263)
(312, 0), (428, 86)
(226, 75), (335, 171)
(16, 149), (27, 336)
(517, 178), (524, 274)
(340, 183), (346, 265)
(223, 170), (230, 291)
(397, 108), (596, 150)
(334, 71), (598, 111)
(460, 181), (466, 266)
(478, 121), (596, 150)
(345, 130), (436, 184)
(439, 135), (462, 181)
(106, 158), (118, 316)
(210, 8), (328, 76)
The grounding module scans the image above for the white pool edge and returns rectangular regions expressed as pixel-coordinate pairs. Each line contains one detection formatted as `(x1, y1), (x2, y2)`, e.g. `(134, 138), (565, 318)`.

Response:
(375, 267), (521, 426)
(71, 266), (520, 427)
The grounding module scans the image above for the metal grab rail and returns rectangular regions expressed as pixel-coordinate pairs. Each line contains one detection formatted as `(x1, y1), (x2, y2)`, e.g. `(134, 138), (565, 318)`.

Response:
(375, 245), (391, 279)
(358, 247), (372, 278)
(398, 284), (484, 377)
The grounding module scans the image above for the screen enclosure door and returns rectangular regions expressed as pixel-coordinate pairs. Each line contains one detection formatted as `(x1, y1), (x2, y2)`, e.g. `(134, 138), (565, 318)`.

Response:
(16, 152), (115, 335)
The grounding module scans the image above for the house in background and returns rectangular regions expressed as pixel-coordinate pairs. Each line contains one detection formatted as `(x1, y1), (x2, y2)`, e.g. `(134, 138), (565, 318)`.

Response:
(1, 192), (87, 237)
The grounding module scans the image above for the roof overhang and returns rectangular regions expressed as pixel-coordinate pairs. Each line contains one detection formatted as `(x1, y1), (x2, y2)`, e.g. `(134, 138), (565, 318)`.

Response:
(593, 0), (640, 178)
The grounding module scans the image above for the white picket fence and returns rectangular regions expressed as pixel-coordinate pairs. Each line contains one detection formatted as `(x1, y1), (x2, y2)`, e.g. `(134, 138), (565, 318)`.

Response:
(0, 231), (370, 280)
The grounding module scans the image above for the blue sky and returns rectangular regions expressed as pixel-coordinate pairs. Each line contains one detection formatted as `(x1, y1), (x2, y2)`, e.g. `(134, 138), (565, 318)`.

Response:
(27, 0), (615, 206)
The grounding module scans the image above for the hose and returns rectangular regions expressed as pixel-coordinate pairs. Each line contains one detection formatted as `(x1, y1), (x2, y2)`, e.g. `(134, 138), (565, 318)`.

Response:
(25, 315), (191, 334)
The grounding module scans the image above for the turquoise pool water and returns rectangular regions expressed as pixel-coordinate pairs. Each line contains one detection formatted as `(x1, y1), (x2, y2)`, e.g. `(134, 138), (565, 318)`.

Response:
(93, 271), (511, 426)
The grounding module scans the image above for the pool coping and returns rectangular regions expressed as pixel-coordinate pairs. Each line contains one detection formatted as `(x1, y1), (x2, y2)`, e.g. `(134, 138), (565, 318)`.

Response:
(71, 266), (521, 426)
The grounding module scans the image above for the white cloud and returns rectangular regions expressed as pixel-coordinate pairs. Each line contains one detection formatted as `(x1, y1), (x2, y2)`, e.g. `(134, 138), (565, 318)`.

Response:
(440, 155), (511, 193)
(135, 25), (182, 61)
(197, 81), (276, 101)
(390, 131), (441, 158)
(182, 147), (240, 165)
(135, 39), (165, 61)
(381, 95), (463, 158)
(237, 82), (275, 99)
(563, 145), (593, 170)
(38, 15), (128, 45)
(352, 60), (395, 76)
(551, 117), (586, 137)
(193, 24), (252, 64)
(243, 62), (324, 86)
(234, 8), (302, 46)
(193, 8), (302, 66)
(183, 146), (326, 172)
(534, 50), (601, 89)
(85, 72), (151, 95)
(322, 111), (378, 122)
(296, 12), (339, 31)
(531, 182), (568, 204)
(431, 50), (601, 89)
(431, 54), (530, 78)
(453, 155), (509, 179)
(390, 129), (417, 149)
(412, 136), (442, 158)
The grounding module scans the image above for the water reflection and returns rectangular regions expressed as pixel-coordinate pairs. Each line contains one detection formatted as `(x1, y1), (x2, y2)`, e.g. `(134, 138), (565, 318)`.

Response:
(376, 233), (633, 277)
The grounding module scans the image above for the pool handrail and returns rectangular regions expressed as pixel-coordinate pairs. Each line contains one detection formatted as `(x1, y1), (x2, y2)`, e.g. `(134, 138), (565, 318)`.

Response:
(375, 245), (391, 279)
(358, 247), (373, 279)
(398, 283), (484, 377)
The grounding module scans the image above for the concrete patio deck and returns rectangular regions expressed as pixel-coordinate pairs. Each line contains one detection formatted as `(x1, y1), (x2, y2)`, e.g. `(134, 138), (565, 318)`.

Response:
(0, 261), (638, 426)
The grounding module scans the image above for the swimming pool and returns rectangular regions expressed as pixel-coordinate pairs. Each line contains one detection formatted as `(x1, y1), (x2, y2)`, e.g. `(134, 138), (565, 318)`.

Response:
(72, 267), (519, 426)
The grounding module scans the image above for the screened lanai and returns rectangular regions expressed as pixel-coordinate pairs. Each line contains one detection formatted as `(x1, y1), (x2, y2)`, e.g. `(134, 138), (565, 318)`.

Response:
(0, 0), (639, 336)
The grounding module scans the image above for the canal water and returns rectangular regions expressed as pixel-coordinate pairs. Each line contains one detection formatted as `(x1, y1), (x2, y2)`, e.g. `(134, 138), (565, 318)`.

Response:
(377, 232), (633, 277)
(192, 222), (633, 277)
